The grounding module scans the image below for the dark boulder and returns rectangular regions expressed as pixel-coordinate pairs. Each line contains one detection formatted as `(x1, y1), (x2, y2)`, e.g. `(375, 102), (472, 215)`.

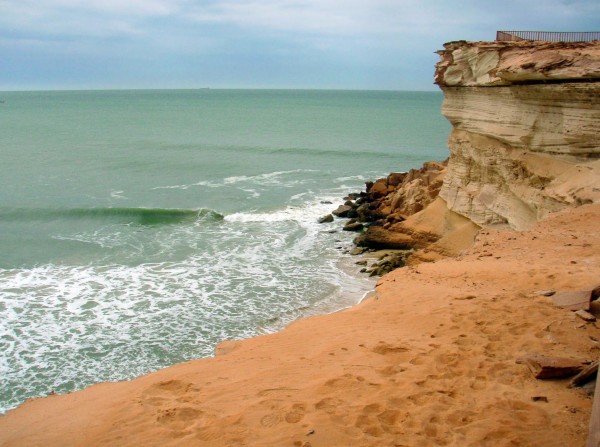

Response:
(332, 205), (353, 218)
(343, 221), (364, 232)
(354, 227), (416, 250)
(318, 214), (334, 223)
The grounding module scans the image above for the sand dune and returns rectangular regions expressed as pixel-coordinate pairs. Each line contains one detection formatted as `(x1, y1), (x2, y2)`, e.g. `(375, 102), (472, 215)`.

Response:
(1, 204), (599, 446)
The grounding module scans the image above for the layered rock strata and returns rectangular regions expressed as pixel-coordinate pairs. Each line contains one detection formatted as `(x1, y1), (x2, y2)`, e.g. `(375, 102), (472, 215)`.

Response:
(435, 40), (600, 229)
(341, 40), (600, 267)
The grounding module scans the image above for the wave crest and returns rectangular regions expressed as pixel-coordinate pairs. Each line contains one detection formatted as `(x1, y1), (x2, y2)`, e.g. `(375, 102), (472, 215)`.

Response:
(0, 207), (224, 225)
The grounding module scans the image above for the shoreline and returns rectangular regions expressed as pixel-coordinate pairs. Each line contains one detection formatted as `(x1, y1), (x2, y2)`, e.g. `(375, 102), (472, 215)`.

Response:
(1, 203), (598, 446)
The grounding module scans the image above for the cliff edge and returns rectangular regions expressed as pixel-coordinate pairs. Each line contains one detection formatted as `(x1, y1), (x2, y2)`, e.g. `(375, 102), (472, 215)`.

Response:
(435, 40), (600, 230)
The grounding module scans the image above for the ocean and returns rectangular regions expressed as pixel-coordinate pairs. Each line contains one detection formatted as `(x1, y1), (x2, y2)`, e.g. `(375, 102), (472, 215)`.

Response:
(0, 89), (450, 414)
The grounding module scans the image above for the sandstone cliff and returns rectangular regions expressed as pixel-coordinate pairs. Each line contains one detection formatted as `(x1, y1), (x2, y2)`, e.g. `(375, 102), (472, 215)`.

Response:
(435, 40), (600, 229)
(347, 40), (600, 264)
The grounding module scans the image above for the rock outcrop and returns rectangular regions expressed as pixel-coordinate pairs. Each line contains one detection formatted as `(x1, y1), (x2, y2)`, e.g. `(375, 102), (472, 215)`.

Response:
(350, 161), (451, 250)
(342, 161), (479, 264)
(344, 40), (600, 267)
(358, 161), (447, 225)
(435, 40), (600, 229)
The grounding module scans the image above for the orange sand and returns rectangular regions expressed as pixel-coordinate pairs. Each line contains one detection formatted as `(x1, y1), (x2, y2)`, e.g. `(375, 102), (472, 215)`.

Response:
(1, 205), (599, 447)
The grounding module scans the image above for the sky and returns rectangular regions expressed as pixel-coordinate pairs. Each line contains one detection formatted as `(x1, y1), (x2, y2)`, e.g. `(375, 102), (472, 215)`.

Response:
(1, 0), (599, 91)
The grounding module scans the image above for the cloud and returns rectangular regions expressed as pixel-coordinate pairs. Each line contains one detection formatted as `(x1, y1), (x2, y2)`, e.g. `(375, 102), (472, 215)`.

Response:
(3, 0), (598, 42)
(2, 0), (177, 18)
(1, 0), (599, 90)
(0, 0), (178, 38)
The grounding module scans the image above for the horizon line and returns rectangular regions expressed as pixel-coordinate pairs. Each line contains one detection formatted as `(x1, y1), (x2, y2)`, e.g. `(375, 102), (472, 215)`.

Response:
(0, 86), (441, 94)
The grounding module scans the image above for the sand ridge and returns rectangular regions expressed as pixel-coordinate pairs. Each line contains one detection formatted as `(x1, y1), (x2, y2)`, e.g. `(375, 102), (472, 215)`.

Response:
(1, 204), (599, 446)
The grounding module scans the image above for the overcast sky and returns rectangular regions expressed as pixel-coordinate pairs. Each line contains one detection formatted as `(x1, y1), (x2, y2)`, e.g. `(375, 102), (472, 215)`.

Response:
(1, 0), (599, 91)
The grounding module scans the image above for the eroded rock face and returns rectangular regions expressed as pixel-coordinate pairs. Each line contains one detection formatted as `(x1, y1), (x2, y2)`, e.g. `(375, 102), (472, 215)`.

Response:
(435, 40), (600, 87)
(435, 40), (600, 229)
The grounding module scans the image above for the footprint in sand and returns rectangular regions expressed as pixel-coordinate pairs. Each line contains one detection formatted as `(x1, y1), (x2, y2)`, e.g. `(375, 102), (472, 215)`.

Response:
(409, 355), (426, 366)
(155, 406), (222, 441)
(354, 404), (403, 437)
(259, 401), (306, 427)
(285, 403), (306, 423)
(260, 413), (283, 427)
(370, 341), (411, 356)
(314, 397), (346, 414)
(141, 380), (200, 408)
(377, 365), (407, 377)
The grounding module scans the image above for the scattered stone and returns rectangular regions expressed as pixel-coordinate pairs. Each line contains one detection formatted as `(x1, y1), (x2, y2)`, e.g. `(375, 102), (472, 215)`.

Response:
(320, 201), (333, 204)
(359, 252), (408, 276)
(367, 179), (389, 199)
(569, 360), (599, 388)
(318, 214), (334, 224)
(531, 396), (549, 403)
(354, 227), (416, 250)
(355, 260), (368, 266)
(343, 222), (364, 232)
(535, 290), (556, 297)
(517, 353), (587, 380)
(455, 295), (477, 300)
(552, 290), (592, 311)
(387, 172), (406, 187)
(575, 309), (597, 322)
(349, 247), (367, 256)
(332, 205), (353, 218)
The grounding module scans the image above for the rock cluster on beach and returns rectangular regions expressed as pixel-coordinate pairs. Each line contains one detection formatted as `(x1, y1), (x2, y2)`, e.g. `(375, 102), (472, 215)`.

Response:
(320, 160), (452, 275)
(321, 160), (447, 234)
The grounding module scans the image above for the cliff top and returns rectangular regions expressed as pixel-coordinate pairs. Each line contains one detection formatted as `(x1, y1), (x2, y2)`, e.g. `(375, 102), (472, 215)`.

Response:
(435, 40), (600, 86)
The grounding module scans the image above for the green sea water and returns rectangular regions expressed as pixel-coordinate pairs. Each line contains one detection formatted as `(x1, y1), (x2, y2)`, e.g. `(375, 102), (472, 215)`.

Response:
(0, 89), (450, 413)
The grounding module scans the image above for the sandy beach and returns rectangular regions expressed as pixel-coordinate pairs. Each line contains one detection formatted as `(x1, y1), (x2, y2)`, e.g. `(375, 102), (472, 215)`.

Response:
(1, 203), (598, 446)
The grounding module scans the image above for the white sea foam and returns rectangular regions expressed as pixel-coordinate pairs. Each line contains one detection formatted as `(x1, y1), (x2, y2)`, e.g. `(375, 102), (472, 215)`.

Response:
(151, 180), (222, 190)
(225, 188), (343, 225)
(223, 169), (315, 185)
(152, 170), (318, 193)
(0, 186), (373, 414)
(240, 188), (261, 198)
(334, 175), (369, 182)
(110, 190), (127, 199)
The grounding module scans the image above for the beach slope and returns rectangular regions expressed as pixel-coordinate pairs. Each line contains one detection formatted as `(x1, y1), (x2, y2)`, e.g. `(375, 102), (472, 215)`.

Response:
(1, 204), (599, 446)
